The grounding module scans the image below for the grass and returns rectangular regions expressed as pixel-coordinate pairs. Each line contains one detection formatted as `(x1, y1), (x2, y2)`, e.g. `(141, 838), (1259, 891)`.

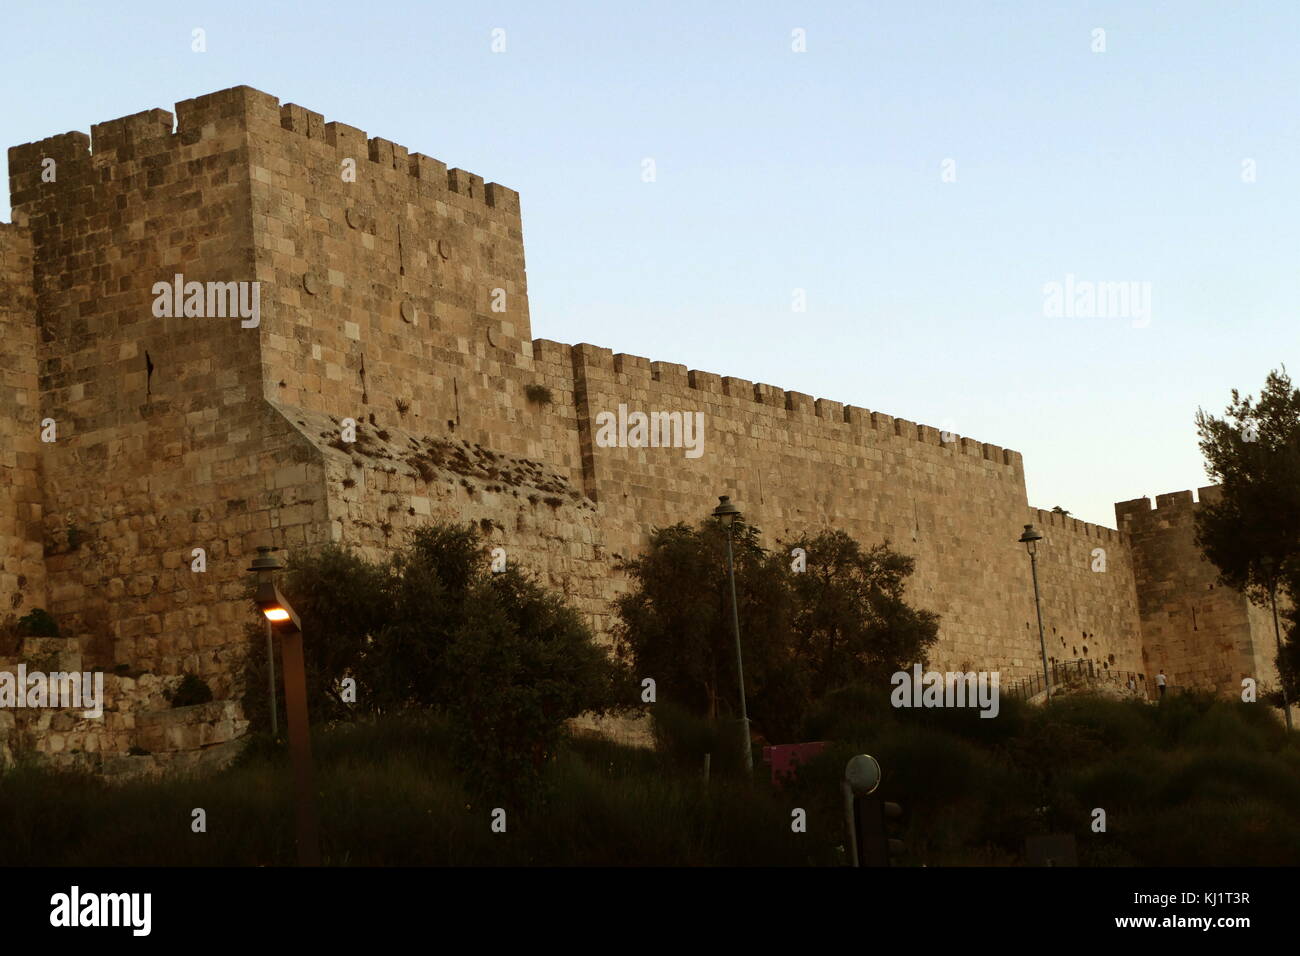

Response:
(1, 692), (1297, 865)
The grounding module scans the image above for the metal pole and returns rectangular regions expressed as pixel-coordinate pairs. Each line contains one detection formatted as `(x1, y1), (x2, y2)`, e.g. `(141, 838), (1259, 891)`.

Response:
(1029, 549), (1050, 702)
(1270, 584), (1293, 731)
(280, 629), (321, 866)
(842, 780), (860, 867)
(724, 524), (752, 773)
(266, 619), (279, 737)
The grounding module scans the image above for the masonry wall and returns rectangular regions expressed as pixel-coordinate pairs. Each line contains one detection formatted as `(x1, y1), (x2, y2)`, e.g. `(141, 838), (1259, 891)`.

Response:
(6, 88), (333, 692)
(0, 223), (46, 623)
(1116, 488), (1277, 694)
(553, 340), (1144, 679)
(7, 85), (1149, 697)
(1022, 507), (1142, 677)
(5, 85), (1252, 772)
(243, 87), (535, 456)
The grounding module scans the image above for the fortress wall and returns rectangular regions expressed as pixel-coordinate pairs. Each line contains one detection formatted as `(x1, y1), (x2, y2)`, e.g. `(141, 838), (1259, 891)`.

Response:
(6, 86), (1258, 766)
(273, 403), (612, 630)
(561, 341), (1064, 677)
(238, 87), (540, 464)
(5, 89), (332, 688)
(1116, 488), (1271, 693)
(1022, 507), (1142, 676)
(218, 85), (1148, 683)
(0, 223), (46, 619)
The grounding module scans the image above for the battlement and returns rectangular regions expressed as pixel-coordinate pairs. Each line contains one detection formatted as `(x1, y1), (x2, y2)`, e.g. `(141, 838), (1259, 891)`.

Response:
(1029, 507), (1125, 544)
(550, 339), (1023, 469)
(1114, 486), (1220, 526)
(7, 85), (518, 216)
(275, 95), (520, 214)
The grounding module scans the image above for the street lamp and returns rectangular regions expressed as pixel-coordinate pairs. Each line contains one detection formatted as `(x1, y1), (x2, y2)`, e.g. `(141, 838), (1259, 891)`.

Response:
(1019, 524), (1051, 704)
(248, 546), (321, 866)
(1259, 555), (1293, 731)
(712, 495), (752, 774)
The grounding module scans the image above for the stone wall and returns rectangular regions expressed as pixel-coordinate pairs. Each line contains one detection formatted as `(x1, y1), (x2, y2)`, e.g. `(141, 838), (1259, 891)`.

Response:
(5, 89), (334, 693)
(0, 85), (1278, 772)
(1023, 507), (1142, 677)
(0, 223), (45, 624)
(0, 637), (248, 778)
(1116, 488), (1282, 695)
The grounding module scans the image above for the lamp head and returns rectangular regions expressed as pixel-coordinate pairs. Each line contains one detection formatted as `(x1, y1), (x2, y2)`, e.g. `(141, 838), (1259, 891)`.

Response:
(712, 495), (742, 526)
(247, 545), (283, 575)
(1019, 523), (1043, 554)
(248, 547), (300, 634)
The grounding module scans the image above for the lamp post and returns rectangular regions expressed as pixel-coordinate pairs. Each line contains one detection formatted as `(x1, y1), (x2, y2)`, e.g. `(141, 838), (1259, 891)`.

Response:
(712, 495), (752, 774)
(1019, 524), (1051, 703)
(1260, 555), (1293, 731)
(249, 546), (321, 866)
(265, 618), (278, 737)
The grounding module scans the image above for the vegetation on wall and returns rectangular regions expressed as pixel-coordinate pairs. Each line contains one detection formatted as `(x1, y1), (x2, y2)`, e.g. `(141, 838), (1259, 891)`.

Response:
(166, 673), (214, 709)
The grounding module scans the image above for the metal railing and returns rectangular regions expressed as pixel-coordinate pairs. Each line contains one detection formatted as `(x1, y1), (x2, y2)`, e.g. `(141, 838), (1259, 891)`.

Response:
(1001, 659), (1153, 702)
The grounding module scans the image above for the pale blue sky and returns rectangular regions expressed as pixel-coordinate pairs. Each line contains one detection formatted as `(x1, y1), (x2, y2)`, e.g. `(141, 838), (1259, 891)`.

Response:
(4, 1), (1297, 526)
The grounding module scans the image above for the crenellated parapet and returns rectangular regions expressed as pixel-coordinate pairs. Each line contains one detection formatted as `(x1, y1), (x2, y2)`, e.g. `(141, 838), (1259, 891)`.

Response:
(8, 86), (518, 218)
(275, 96), (519, 214)
(1029, 506), (1127, 545)
(556, 339), (1024, 472)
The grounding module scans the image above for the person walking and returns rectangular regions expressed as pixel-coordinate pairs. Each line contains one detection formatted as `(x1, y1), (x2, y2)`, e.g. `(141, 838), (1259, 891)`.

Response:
(1156, 670), (1167, 700)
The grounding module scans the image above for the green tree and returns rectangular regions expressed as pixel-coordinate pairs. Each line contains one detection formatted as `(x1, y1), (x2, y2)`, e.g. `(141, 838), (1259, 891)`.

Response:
(784, 530), (940, 699)
(240, 523), (632, 794)
(446, 566), (632, 796)
(615, 520), (798, 736)
(1195, 367), (1300, 726)
(616, 520), (938, 740)
(368, 524), (482, 711)
(240, 543), (390, 729)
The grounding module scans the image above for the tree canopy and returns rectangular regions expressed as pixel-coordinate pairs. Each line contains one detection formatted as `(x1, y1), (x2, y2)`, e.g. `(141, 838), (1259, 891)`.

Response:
(1195, 366), (1300, 718)
(616, 520), (938, 740)
(241, 523), (633, 796)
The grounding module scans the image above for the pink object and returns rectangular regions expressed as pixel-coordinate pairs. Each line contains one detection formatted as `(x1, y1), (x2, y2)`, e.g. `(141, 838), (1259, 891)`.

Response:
(761, 742), (827, 788)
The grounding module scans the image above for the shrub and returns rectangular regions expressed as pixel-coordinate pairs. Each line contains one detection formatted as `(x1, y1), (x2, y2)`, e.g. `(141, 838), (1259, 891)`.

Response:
(799, 682), (895, 741)
(1033, 695), (1153, 751)
(650, 700), (737, 774)
(16, 608), (59, 638)
(240, 523), (634, 802)
(166, 673), (213, 708)
(444, 565), (635, 800)
(524, 384), (553, 405)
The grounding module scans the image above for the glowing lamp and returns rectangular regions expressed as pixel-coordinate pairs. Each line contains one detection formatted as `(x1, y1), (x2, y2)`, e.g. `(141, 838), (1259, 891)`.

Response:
(248, 546), (302, 636)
